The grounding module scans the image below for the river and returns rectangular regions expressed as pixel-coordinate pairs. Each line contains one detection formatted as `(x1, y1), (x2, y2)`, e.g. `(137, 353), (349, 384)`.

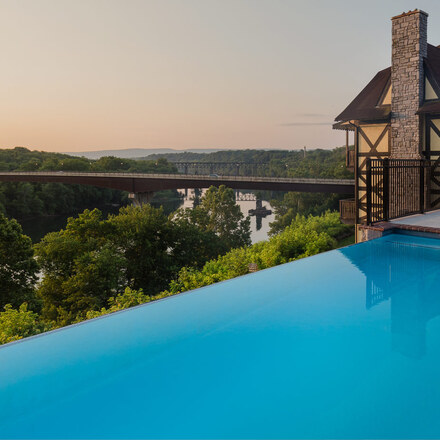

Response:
(18, 190), (275, 244)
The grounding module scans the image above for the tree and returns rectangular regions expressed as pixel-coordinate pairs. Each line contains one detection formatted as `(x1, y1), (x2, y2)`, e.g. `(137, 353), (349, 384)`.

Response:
(108, 205), (175, 294)
(0, 303), (45, 345)
(0, 148), (177, 220)
(36, 206), (180, 324)
(0, 211), (351, 343)
(175, 185), (251, 250)
(35, 209), (126, 324)
(171, 211), (227, 268)
(0, 214), (38, 309)
(169, 212), (350, 294)
(269, 192), (342, 235)
(84, 287), (153, 319)
(199, 186), (251, 248)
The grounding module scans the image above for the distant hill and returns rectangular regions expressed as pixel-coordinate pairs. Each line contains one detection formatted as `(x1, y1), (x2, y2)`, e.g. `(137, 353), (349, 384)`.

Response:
(140, 149), (292, 162)
(67, 148), (227, 160)
(138, 147), (354, 180)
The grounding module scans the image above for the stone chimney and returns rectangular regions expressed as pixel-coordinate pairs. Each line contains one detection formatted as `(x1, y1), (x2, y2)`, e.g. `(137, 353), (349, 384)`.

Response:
(391, 9), (428, 158)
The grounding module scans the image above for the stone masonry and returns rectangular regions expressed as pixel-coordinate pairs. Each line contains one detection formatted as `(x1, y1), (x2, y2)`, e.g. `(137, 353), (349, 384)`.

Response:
(391, 10), (428, 159)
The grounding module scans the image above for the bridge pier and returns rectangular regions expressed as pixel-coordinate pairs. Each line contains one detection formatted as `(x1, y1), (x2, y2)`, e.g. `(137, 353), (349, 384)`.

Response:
(128, 191), (154, 206)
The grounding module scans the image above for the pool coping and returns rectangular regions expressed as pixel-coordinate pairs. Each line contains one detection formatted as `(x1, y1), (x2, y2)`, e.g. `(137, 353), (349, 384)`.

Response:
(359, 221), (440, 241)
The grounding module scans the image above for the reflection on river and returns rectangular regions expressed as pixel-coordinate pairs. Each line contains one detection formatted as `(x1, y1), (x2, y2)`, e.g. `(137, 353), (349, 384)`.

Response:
(19, 189), (274, 244)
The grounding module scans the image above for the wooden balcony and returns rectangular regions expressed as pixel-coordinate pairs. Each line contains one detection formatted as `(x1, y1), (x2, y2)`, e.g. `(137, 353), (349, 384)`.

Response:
(340, 198), (355, 224)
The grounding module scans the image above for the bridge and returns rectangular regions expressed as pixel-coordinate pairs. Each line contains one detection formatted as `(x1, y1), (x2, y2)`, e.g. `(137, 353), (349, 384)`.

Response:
(0, 172), (355, 204)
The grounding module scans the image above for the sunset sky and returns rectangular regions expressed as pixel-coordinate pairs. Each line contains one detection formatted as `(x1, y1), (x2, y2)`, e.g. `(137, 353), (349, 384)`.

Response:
(2, 0), (440, 153)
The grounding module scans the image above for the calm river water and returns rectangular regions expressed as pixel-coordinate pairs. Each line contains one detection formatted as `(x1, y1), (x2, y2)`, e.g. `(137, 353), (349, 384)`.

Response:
(19, 190), (274, 244)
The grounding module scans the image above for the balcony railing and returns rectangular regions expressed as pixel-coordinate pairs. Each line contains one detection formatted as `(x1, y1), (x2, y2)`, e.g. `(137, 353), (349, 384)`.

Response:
(366, 158), (431, 224)
(339, 198), (356, 224)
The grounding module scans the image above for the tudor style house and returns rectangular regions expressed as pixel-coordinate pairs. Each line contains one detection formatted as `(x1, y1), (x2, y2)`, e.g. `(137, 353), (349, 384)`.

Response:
(335, 10), (440, 242)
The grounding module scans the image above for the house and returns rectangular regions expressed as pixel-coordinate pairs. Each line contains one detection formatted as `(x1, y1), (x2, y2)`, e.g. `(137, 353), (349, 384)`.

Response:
(335, 10), (440, 242)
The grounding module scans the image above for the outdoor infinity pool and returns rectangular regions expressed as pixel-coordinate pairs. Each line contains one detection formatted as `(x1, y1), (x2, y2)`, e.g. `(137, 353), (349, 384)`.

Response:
(1, 232), (440, 439)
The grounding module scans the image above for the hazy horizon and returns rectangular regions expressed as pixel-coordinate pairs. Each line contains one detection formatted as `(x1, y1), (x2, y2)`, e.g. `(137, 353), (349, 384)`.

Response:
(2, 0), (440, 153)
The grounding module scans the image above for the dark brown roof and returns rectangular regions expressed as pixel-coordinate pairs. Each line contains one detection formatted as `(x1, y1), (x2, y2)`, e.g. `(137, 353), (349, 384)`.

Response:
(416, 101), (440, 114)
(332, 121), (356, 131)
(418, 44), (440, 113)
(426, 44), (440, 87)
(334, 67), (391, 122)
(334, 44), (440, 123)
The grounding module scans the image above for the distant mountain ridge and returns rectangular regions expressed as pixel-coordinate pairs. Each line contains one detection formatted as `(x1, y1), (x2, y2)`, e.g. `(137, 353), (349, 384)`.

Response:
(67, 148), (229, 160)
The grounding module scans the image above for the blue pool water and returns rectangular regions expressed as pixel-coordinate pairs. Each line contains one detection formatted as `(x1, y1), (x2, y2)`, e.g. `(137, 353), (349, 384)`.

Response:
(1, 232), (440, 439)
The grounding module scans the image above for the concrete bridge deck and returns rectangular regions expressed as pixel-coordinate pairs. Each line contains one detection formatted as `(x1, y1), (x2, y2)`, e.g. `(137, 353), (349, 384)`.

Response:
(0, 171), (355, 194)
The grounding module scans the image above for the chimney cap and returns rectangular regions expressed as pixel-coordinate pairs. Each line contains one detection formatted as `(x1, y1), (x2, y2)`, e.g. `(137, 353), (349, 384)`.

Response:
(392, 9), (428, 20)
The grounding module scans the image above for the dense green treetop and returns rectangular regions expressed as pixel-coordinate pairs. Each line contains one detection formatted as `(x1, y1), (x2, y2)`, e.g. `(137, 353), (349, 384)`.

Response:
(35, 209), (126, 324)
(1, 210), (352, 341)
(142, 147), (353, 179)
(35, 186), (250, 325)
(57, 212), (351, 322)
(0, 147), (354, 341)
(168, 212), (351, 294)
(108, 205), (176, 295)
(269, 192), (348, 235)
(0, 147), (177, 173)
(173, 185), (251, 251)
(84, 287), (155, 320)
(0, 214), (38, 310)
(0, 304), (45, 345)
(0, 147), (178, 219)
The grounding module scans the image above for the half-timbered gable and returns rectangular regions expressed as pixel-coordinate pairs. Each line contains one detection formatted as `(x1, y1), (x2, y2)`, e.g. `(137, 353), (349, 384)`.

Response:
(333, 10), (440, 240)
(334, 67), (391, 230)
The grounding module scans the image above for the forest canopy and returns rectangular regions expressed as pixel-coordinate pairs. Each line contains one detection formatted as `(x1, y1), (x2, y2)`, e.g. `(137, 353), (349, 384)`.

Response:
(0, 146), (354, 341)
(142, 146), (353, 179)
(0, 147), (177, 218)
(0, 206), (352, 343)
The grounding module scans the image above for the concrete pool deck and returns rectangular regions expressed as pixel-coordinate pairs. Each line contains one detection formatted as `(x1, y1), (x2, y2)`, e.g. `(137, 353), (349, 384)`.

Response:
(391, 209), (440, 229)
(358, 210), (440, 241)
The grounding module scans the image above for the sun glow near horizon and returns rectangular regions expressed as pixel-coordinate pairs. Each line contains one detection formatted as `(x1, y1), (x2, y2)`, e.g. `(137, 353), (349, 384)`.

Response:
(2, 0), (440, 153)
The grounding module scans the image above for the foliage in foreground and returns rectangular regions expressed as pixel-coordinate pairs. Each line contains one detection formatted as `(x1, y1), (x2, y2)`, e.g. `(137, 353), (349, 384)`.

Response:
(0, 215), (39, 310)
(269, 192), (347, 235)
(0, 211), (351, 343)
(83, 287), (169, 320)
(34, 186), (250, 326)
(167, 211), (350, 293)
(0, 304), (46, 345)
